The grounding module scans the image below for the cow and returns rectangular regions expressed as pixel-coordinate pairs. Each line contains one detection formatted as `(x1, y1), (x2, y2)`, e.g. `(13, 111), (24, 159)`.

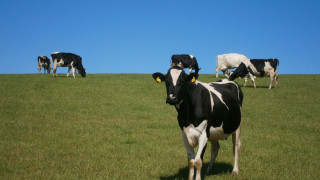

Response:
(216, 53), (249, 78)
(38, 56), (51, 74)
(51, 52), (86, 78)
(152, 65), (243, 180)
(171, 54), (200, 74)
(229, 58), (279, 89)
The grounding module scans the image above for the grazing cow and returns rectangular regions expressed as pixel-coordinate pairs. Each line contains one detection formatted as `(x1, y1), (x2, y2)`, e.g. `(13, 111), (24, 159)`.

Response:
(153, 66), (243, 180)
(51, 52), (86, 78)
(216, 53), (249, 78)
(38, 56), (51, 74)
(171, 54), (200, 74)
(229, 58), (279, 89)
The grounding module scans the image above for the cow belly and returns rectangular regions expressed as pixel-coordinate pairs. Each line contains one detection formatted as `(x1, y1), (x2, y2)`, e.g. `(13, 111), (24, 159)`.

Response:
(209, 125), (231, 141)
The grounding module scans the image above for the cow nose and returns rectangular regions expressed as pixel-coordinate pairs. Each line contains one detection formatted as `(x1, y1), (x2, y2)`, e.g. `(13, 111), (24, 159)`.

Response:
(166, 94), (177, 104)
(168, 94), (176, 101)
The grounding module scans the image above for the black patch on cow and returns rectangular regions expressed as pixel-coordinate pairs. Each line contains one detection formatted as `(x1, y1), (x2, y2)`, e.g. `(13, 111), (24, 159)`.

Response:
(208, 82), (242, 134)
(229, 63), (248, 81)
(171, 54), (200, 74)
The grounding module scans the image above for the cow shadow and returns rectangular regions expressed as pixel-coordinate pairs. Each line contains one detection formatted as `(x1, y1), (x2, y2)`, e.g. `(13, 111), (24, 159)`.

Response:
(243, 85), (270, 89)
(159, 162), (233, 180)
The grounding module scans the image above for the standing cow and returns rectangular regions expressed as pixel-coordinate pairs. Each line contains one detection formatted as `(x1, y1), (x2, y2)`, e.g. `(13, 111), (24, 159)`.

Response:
(153, 65), (243, 180)
(171, 54), (200, 74)
(51, 52), (86, 78)
(229, 58), (279, 89)
(38, 56), (51, 74)
(216, 53), (249, 78)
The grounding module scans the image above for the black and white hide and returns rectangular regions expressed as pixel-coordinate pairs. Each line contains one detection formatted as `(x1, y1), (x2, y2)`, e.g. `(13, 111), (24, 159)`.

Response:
(51, 52), (86, 78)
(38, 56), (51, 74)
(229, 58), (279, 89)
(152, 66), (243, 180)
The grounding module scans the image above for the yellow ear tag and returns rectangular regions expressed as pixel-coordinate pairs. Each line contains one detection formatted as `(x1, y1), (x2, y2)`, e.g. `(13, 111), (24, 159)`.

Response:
(156, 77), (162, 82)
(191, 76), (196, 83)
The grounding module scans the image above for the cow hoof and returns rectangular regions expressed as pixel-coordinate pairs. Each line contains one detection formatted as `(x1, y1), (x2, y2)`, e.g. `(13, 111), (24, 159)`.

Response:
(232, 170), (239, 175)
(206, 165), (213, 175)
(206, 169), (213, 175)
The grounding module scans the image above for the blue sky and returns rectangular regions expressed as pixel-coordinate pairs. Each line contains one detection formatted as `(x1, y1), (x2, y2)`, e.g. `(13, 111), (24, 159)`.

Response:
(0, 0), (319, 74)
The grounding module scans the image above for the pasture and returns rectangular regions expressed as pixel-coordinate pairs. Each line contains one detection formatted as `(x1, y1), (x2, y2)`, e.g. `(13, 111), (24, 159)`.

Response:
(0, 74), (319, 179)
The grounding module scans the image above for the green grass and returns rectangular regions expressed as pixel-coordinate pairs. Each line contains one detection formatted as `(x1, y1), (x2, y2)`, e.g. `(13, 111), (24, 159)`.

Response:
(0, 73), (319, 179)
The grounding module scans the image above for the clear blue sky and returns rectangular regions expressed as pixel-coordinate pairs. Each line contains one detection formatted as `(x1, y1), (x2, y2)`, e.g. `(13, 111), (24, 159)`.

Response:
(0, 0), (319, 74)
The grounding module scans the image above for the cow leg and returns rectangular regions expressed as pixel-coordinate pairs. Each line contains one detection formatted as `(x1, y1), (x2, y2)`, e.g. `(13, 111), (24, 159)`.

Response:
(38, 66), (41, 73)
(188, 68), (193, 75)
(52, 61), (57, 77)
(72, 67), (76, 78)
(269, 74), (274, 89)
(232, 124), (241, 175)
(225, 69), (230, 78)
(67, 66), (71, 77)
(206, 140), (220, 175)
(268, 71), (276, 89)
(275, 73), (279, 88)
(182, 132), (195, 180)
(249, 74), (256, 88)
(194, 131), (208, 180)
(243, 77), (248, 87)
(216, 67), (219, 78)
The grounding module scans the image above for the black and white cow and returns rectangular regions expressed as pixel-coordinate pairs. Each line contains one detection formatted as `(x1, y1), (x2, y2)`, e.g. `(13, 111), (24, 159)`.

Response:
(153, 66), (243, 180)
(171, 54), (200, 74)
(229, 58), (279, 89)
(51, 52), (86, 78)
(38, 56), (51, 74)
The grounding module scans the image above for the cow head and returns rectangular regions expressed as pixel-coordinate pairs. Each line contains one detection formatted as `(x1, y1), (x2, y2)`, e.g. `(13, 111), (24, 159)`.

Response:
(153, 66), (198, 105)
(229, 63), (249, 81)
(79, 68), (86, 77)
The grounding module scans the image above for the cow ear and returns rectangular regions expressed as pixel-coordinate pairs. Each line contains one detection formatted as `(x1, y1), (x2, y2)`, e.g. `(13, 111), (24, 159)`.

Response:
(152, 72), (166, 83)
(187, 73), (198, 83)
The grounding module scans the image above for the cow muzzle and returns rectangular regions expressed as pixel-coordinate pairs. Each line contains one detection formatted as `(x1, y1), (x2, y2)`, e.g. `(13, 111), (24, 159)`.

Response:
(166, 94), (178, 105)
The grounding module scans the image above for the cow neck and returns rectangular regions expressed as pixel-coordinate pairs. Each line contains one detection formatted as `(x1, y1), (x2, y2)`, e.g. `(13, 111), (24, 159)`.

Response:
(176, 82), (197, 129)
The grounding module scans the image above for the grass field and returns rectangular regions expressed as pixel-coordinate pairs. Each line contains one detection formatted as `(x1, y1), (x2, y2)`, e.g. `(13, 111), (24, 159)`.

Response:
(0, 73), (319, 179)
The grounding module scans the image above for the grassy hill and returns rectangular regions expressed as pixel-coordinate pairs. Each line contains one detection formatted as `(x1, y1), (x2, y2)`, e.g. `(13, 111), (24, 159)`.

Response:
(0, 74), (319, 179)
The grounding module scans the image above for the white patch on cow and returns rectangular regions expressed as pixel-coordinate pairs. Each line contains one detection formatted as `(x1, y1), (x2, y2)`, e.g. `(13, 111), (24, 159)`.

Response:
(263, 62), (273, 76)
(248, 63), (258, 75)
(198, 82), (229, 111)
(57, 59), (65, 66)
(183, 120), (208, 147)
(209, 123), (231, 141)
(189, 55), (194, 59)
(170, 68), (182, 86)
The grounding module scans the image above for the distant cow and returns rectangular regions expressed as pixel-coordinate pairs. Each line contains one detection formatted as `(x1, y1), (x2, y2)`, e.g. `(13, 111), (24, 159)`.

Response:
(171, 54), (200, 74)
(51, 52), (86, 78)
(38, 56), (51, 74)
(229, 58), (279, 89)
(216, 53), (249, 78)
(153, 65), (243, 180)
